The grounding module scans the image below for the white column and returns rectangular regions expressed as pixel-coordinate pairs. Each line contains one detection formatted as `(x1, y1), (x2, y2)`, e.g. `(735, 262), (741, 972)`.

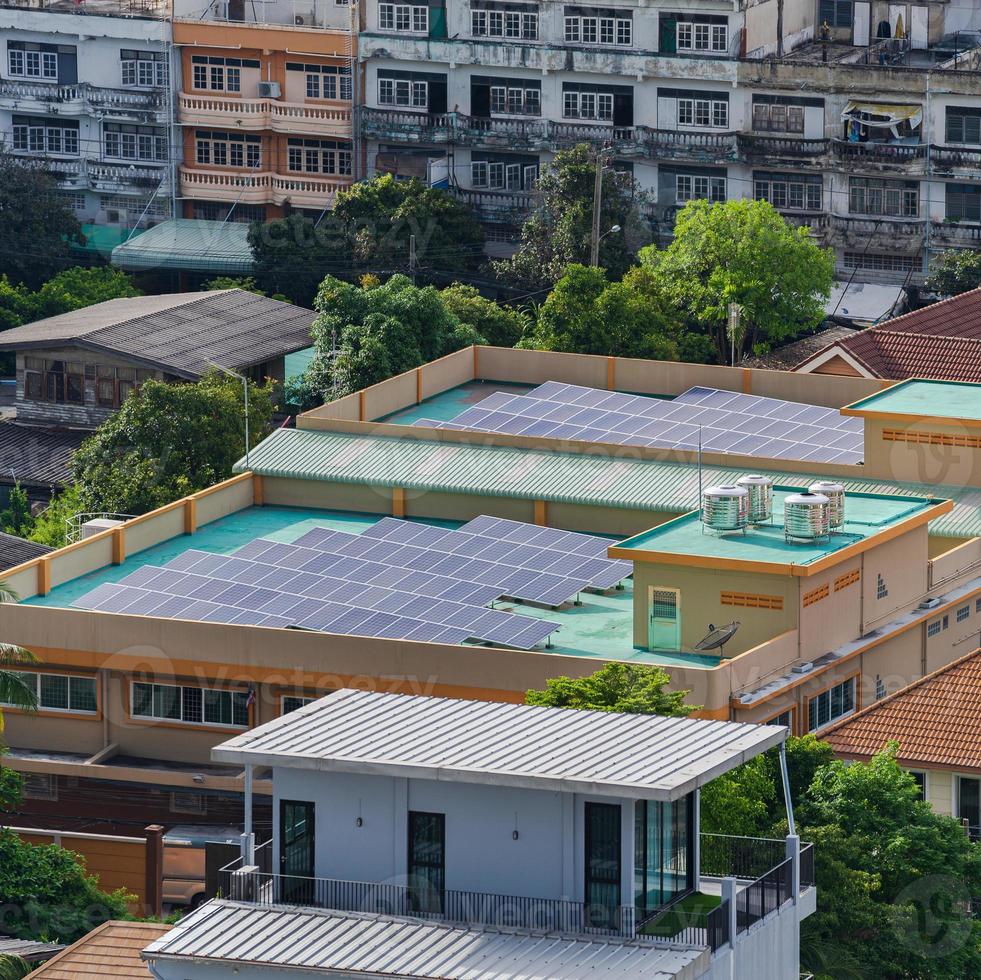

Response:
(786, 833), (800, 905)
(692, 788), (701, 893)
(242, 764), (255, 865)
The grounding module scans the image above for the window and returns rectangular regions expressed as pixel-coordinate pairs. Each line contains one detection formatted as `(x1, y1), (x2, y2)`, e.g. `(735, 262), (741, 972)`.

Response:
(754, 173), (822, 211)
(910, 771), (927, 801)
(131, 681), (249, 728)
(958, 604), (970, 623)
(1, 672), (97, 714)
(471, 7), (538, 39)
(194, 130), (261, 169)
(104, 123), (168, 163)
(752, 101), (805, 134)
(99, 194), (170, 219)
(120, 50), (168, 88)
(170, 791), (207, 814)
(976, 597), (981, 613)
(634, 795), (692, 917)
(92, 364), (152, 408)
(819, 0), (853, 28)
(379, 3), (428, 32)
(843, 251), (920, 273)
(408, 812), (445, 913)
(63, 192), (87, 211)
(766, 709), (793, 728)
(289, 63), (353, 102)
(489, 84), (540, 116)
(562, 90), (613, 121)
(378, 77), (428, 108)
(807, 677), (855, 731)
(676, 173), (726, 204)
(282, 695), (316, 714)
(7, 44), (58, 80)
(471, 159), (536, 190)
(189, 55), (257, 92)
(849, 177), (919, 217)
(943, 614), (949, 630)
(875, 675), (886, 699)
(876, 573), (888, 599)
(286, 138), (352, 176)
(564, 12), (632, 45)
(927, 619), (941, 637)
(22, 773), (58, 801)
(946, 107), (981, 145)
(946, 183), (981, 223)
(22, 357), (84, 405)
(12, 116), (79, 156)
(676, 20), (728, 52)
(677, 97), (728, 129)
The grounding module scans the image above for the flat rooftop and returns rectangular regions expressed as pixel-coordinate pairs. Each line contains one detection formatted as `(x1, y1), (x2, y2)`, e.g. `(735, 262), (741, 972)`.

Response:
(614, 488), (944, 573)
(26, 505), (715, 668)
(842, 379), (981, 424)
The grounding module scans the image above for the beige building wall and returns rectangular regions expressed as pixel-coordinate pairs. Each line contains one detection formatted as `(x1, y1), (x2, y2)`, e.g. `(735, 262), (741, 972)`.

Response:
(860, 527), (930, 631)
(797, 557), (862, 663)
(863, 417), (981, 485)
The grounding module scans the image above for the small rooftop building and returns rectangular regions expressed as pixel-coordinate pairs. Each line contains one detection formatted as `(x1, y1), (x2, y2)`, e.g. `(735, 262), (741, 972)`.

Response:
(0, 289), (315, 429)
(140, 688), (814, 980)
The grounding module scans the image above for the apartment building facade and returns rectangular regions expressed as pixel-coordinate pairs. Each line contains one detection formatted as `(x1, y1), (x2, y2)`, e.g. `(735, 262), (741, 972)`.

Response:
(172, 0), (355, 222)
(0, 0), (174, 250)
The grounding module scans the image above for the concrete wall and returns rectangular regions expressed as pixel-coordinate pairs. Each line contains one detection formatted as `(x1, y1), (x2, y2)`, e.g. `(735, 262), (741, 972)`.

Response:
(861, 526), (929, 633)
(863, 417), (981, 486)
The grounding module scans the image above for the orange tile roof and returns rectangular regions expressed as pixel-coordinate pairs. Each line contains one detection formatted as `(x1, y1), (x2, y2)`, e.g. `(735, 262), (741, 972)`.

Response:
(26, 921), (171, 979)
(822, 649), (981, 772)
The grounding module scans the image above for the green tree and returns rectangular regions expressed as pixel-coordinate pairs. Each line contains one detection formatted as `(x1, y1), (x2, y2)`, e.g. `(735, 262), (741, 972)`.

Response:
(519, 264), (681, 360)
(924, 249), (981, 297)
(69, 373), (274, 515)
(439, 283), (530, 348)
(26, 484), (84, 549)
(0, 759), (21, 812)
(0, 955), (32, 980)
(0, 276), (35, 333)
(30, 267), (140, 320)
(0, 153), (85, 290)
(250, 177), (485, 304)
(525, 662), (697, 716)
(0, 582), (37, 730)
(640, 199), (833, 364)
(294, 274), (484, 406)
(0, 484), (33, 539)
(0, 828), (132, 943)
(493, 144), (651, 291)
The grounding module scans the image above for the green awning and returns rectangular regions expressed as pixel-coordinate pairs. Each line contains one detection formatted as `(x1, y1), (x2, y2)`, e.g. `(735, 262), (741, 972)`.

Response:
(111, 219), (254, 274)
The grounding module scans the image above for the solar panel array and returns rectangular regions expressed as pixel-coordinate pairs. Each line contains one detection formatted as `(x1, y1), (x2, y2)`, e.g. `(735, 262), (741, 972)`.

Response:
(413, 382), (864, 465)
(71, 517), (631, 650)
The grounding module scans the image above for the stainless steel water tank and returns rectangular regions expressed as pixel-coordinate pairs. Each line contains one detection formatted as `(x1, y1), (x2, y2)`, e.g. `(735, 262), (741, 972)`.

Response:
(702, 485), (750, 532)
(808, 480), (845, 529)
(784, 491), (831, 540)
(736, 474), (774, 524)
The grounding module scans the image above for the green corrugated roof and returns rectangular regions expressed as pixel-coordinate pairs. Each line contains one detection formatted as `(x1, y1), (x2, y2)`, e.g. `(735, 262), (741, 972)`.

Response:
(237, 428), (981, 539)
(111, 219), (253, 273)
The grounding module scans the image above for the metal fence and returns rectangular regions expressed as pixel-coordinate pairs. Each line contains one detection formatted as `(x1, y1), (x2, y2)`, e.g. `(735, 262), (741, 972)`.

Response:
(735, 857), (793, 934)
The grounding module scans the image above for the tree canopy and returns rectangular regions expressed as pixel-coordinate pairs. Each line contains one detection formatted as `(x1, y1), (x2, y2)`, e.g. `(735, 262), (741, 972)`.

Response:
(493, 144), (651, 291)
(525, 662), (697, 716)
(639, 198), (833, 363)
(69, 373), (273, 515)
(924, 249), (981, 297)
(250, 177), (485, 304)
(439, 283), (530, 348)
(0, 154), (85, 290)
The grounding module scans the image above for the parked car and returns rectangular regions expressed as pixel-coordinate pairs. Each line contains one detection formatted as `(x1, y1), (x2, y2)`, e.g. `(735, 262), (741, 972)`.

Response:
(163, 825), (241, 907)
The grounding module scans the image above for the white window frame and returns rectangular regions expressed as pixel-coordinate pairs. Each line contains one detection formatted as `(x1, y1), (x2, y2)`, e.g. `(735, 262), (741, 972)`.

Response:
(677, 97), (728, 129)
(807, 677), (856, 732)
(8, 48), (58, 80)
(564, 14), (631, 45)
(676, 21), (728, 53)
(12, 121), (79, 156)
(104, 125), (168, 163)
(130, 680), (250, 729)
(378, 77), (427, 108)
(676, 173), (726, 204)
(562, 90), (613, 121)
(379, 2), (428, 32)
(121, 54), (168, 88)
(0, 671), (97, 715)
(288, 143), (352, 175)
(282, 695), (316, 714)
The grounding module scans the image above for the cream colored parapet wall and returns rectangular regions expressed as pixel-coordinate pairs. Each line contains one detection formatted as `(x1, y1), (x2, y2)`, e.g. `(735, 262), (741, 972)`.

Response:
(299, 346), (889, 429)
(929, 537), (981, 590)
(0, 473), (256, 603)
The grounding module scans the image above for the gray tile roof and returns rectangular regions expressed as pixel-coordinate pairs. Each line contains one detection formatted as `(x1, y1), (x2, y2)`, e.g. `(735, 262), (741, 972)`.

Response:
(0, 290), (315, 379)
(0, 531), (51, 570)
(0, 422), (88, 489)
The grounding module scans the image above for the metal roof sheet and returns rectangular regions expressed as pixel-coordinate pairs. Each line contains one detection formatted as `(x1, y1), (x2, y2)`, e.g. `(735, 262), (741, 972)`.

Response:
(212, 689), (786, 800)
(143, 901), (708, 978)
(0, 422), (88, 489)
(237, 428), (981, 539)
(0, 290), (315, 379)
(110, 219), (253, 274)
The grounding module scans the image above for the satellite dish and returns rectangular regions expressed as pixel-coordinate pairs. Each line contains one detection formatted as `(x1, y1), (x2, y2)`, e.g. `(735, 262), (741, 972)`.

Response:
(694, 621), (741, 657)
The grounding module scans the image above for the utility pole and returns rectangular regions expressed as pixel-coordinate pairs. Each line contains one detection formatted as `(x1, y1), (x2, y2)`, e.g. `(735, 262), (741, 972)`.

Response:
(589, 145), (605, 267)
(409, 233), (417, 283)
(727, 302), (742, 366)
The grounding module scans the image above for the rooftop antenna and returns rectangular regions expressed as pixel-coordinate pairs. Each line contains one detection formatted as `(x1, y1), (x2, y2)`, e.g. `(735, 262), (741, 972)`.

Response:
(694, 621), (741, 659)
(696, 424), (703, 511)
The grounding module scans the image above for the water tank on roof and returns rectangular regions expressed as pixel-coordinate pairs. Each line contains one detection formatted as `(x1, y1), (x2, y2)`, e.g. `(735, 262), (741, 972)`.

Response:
(809, 480), (846, 529)
(736, 474), (774, 525)
(702, 485), (749, 532)
(784, 492), (831, 541)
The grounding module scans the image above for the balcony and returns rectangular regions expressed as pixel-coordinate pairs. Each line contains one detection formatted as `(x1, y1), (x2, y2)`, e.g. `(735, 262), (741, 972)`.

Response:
(829, 213), (927, 250)
(217, 833), (813, 956)
(930, 219), (981, 248)
(647, 129), (738, 164)
(832, 140), (927, 173)
(447, 187), (537, 224)
(178, 93), (352, 138)
(180, 166), (351, 208)
(16, 155), (168, 194)
(737, 134), (830, 166)
(0, 79), (165, 119)
(930, 145), (981, 176)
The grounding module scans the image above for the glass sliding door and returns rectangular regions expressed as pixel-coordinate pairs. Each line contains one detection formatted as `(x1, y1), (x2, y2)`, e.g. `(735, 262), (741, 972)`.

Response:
(279, 799), (315, 903)
(408, 811), (445, 913)
(584, 801), (621, 929)
(958, 777), (980, 841)
(634, 795), (693, 917)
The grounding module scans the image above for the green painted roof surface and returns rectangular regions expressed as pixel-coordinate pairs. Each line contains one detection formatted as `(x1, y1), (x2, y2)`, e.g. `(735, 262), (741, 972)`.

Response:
(111, 219), (253, 273)
(238, 428), (981, 539)
(618, 488), (934, 565)
(845, 379), (981, 421)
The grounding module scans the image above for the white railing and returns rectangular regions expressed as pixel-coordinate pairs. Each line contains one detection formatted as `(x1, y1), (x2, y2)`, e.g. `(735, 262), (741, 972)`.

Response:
(0, 79), (165, 111)
(180, 166), (350, 205)
(179, 92), (351, 135)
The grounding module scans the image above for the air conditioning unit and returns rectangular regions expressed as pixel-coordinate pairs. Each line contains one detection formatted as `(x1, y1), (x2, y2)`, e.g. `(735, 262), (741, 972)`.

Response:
(791, 662), (814, 674)
(257, 80), (281, 99)
(294, 14), (305, 24)
(919, 597), (942, 610)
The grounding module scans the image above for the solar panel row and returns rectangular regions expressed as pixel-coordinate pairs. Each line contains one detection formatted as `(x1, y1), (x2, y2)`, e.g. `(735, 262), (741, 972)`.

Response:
(413, 382), (863, 465)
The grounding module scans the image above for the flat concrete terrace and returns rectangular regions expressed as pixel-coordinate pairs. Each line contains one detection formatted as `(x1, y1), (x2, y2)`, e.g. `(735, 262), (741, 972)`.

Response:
(842, 379), (981, 424)
(612, 488), (947, 574)
(23, 505), (713, 667)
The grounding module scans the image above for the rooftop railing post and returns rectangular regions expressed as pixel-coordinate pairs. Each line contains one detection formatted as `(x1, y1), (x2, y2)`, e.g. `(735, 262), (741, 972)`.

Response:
(722, 877), (738, 950)
(786, 834), (800, 905)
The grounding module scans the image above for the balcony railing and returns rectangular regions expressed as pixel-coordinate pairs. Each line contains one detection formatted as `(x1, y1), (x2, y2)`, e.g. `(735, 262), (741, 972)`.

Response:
(832, 140), (927, 166)
(930, 220), (981, 246)
(647, 128), (738, 162)
(179, 92), (352, 137)
(737, 134), (830, 162)
(180, 166), (351, 206)
(0, 79), (165, 112)
(447, 187), (538, 224)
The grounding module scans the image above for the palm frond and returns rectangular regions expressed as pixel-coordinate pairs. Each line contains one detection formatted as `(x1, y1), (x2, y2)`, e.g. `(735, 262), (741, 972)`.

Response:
(0, 579), (20, 605)
(0, 645), (37, 667)
(0, 954), (33, 980)
(0, 670), (37, 713)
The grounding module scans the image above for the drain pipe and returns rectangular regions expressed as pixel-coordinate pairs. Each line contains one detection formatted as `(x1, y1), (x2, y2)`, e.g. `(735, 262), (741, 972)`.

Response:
(779, 741), (796, 837)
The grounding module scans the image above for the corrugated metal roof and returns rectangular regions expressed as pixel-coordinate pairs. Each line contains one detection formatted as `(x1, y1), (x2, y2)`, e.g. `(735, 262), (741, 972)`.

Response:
(0, 934), (63, 963)
(212, 689), (785, 800)
(0, 531), (51, 570)
(111, 218), (253, 274)
(237, 428), (981, 539)
(143, 901), (708, 978)
(0, 290), (315, 379)
(0, 422), (87, 489)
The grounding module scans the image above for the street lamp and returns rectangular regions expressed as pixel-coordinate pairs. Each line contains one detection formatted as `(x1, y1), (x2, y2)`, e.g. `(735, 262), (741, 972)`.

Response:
(207, 360), (250, 470)
(600, 224), (622, 241)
